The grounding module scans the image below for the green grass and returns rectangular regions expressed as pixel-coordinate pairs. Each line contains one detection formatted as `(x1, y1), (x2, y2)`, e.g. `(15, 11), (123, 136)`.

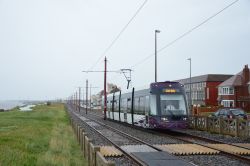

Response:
(0, 103), (87, 166)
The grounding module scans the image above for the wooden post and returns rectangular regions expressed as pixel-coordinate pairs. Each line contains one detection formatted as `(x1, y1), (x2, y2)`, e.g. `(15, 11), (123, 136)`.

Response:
(235, 118), (239, 137)
(89, 143), (100, 166)
(219, 117), (223, 134)
(77, 126), (80, 143)
(205, 116), (209, 131)
(85, 136), (92, 165)
(82, 132), (87, 153)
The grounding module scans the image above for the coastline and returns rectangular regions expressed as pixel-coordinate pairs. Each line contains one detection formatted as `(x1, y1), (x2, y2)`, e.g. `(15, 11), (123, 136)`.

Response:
(0, 100), (24, 111)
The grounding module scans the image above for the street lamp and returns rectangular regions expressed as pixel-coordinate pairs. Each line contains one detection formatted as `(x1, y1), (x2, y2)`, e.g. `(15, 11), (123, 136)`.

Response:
(187, 58), (192, 114)
(155, 30), (160, 82)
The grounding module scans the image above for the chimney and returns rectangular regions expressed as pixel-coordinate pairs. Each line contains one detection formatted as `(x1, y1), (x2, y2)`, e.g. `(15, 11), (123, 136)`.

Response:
(243, 64), (249, 84)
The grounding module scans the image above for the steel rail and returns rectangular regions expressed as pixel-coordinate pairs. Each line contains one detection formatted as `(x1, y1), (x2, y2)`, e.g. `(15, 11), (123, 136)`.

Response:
(168, 129), (250, 150)
(159, 131), (250, 165)
(69, 107), (147, 166)
(76, 109), (199, 166)
(83, 109), (250, 165)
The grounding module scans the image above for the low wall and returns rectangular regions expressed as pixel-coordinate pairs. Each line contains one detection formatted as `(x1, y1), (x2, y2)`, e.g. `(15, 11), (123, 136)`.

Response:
(189, 116), (250, 138)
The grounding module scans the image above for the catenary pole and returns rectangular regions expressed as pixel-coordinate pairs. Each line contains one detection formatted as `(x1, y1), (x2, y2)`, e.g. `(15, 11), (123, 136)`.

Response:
(78, 87), (81, 112)
(86, 79), (88, 114)
(155, 30), (160, 82)
(104, 57), (107, 120)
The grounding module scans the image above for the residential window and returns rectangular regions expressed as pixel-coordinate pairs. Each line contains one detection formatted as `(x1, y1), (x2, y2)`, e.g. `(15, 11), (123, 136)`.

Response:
(219, 87), (234, 95)
(203, 82), (206, 88)
(221, 100), (234, 107)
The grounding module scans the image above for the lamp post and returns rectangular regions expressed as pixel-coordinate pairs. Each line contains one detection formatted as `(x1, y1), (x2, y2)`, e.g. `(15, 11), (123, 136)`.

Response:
(187, 58), (192, 114)
(155, 30), (160, 82)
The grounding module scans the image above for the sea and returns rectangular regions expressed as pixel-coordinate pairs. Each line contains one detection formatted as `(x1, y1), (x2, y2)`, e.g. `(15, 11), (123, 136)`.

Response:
(0, 100), (25, 110)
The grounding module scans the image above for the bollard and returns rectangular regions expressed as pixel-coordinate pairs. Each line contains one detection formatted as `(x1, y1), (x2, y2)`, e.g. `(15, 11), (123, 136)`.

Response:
(80, 130), (85, 151)
(82, 133), (87, 156)
(89, 143), (100, 166)
(77, 125), (80, 143)
(79, 128), (83, 145)
(84, 136), (92, 165)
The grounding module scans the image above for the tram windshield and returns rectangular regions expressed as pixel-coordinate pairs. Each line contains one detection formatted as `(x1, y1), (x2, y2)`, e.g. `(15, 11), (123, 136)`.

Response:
(160, 94), (187, 116)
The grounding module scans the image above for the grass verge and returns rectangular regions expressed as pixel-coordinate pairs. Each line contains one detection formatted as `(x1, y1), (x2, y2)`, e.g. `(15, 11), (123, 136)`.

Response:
(0, 103), (86, 166)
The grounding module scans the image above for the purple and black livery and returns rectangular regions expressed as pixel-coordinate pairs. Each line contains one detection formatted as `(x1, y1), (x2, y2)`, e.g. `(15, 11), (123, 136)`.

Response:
(104, 81), (188, 130)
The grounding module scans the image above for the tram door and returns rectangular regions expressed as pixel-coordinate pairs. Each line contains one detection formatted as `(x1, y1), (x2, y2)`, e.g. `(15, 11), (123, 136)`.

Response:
(125, 98), (131, 123)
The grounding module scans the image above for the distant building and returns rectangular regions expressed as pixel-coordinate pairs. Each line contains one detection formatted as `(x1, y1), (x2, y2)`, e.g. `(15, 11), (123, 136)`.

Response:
(91, 83), (121, 107)
(176, 74), (233, 106)
(218, 65), (250, 111)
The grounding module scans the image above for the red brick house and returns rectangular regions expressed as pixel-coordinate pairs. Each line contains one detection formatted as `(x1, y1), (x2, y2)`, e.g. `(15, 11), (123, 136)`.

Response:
(176, 74), (232, 106)
(218, 65), (250, 111)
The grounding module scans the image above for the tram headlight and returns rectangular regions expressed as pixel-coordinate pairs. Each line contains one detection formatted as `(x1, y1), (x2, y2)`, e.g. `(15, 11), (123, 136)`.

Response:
(161, 117), (169, 121)
(183, 117), (187, 121)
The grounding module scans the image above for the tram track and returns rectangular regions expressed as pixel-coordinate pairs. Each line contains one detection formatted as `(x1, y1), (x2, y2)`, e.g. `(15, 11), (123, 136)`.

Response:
(69, 107), (143, 166)
(157, 130), (250, 165)
(83, 109), (250, 165)
(68, 105), (194, 166)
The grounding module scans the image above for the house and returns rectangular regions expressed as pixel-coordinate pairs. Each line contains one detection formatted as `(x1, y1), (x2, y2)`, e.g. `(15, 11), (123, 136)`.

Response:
(218, 65), (250, 111)
(248, 81), (250, 94)
(176, 74), (233, 106)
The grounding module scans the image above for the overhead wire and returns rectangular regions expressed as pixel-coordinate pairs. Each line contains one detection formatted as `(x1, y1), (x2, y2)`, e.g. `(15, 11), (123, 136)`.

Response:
(87, 0), (148, 71)
(86, 0), (240, 91)
(130, 0), (240, 69)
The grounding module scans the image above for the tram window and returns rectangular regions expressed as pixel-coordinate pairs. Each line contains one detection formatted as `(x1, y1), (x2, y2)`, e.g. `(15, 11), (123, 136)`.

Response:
(160, 95), (186, 116)
(109, 101), (112, 111)
(145, 96), (150, 113)
(134, 97), (139, 112)
(114, 100), (118, 112)
(139, 97), (145, 113)
(113, 100), (116, 111)
(150, 95), (157, 115)
(127, 98), (131, 113)
(121, 99), (126, 113)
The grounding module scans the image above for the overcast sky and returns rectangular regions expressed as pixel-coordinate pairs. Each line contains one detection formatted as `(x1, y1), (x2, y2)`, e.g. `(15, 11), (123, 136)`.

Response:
(0, 0), (249, 100)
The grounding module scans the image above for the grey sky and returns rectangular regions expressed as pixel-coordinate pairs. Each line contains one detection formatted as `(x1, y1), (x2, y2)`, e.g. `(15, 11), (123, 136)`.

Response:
(0, 0), (249, 100)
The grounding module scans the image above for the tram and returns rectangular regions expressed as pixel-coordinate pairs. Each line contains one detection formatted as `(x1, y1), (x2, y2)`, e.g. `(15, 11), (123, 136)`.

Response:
(103, 81), (189, 129)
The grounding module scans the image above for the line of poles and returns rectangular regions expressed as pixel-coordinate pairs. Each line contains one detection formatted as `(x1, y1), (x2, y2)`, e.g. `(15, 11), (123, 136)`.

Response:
(68, 82), (99, 115)
(68, 30), (192, 119)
